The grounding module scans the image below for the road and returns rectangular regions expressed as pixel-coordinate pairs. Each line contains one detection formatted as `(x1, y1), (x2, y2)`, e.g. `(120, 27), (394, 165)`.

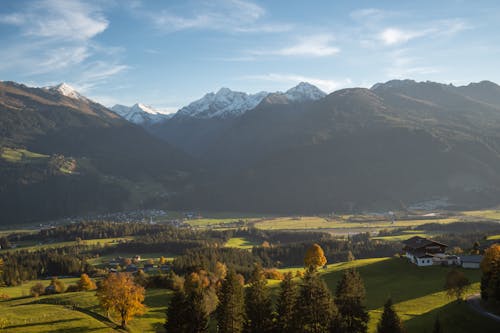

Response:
(467, 293), (500, 323)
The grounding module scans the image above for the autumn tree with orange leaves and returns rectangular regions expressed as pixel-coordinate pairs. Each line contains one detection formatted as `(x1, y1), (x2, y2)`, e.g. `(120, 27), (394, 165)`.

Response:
(97, 272), (146, 328)
(304, 243), (327, 269)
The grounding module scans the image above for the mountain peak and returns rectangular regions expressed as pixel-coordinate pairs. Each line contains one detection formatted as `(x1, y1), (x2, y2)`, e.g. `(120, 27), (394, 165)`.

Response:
(284, 82), (326, 102)
(111, 103), (171, 124)
(45, 82), (87, 101)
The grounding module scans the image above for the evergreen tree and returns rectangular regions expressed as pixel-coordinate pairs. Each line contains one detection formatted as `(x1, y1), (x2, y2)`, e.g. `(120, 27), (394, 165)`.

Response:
(377, 298), (405, 333)
(216, 270), (245, 333)
(295, 267), (336, 333)
(165, 290), (188, 332)
(276, 272), (299, 332)
(244, 264), (274, 333)
(333, 269), (369, 333)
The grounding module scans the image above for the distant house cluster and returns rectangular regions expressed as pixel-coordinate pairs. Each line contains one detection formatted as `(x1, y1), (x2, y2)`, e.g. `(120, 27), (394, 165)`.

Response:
(402, 236), (483, 269)
(107, 255), (171, 274)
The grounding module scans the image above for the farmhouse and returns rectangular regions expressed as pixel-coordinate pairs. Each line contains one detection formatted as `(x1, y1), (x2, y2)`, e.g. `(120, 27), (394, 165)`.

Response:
(461, 255), (483, 269)
(402, 236), (447, 267)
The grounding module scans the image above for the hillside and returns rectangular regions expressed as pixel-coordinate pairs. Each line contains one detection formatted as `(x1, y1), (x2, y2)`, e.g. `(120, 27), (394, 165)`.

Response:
(170, 81), (500, 213)
(0, 82), (193, 224)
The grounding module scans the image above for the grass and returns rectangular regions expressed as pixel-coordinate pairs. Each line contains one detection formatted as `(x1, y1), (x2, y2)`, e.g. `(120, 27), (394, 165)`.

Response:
(0, 283), (171, 333)
(185, 218), (258, 227)
(253, 216), (460, 231)
(2, 237), (134, 253)
(462, 209), (500, 220)
(0, 147), (49, 163)
(224, 237), (259, 249)
(487, 234), (500, 240)
(317, 257), (496, 333)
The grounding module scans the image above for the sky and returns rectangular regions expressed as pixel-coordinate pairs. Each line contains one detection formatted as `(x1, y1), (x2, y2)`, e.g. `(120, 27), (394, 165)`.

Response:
(1, 0), (499, 113)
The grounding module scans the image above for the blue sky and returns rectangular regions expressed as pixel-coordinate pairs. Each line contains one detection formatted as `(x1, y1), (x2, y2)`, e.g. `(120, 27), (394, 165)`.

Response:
(1, 0), (499, 112)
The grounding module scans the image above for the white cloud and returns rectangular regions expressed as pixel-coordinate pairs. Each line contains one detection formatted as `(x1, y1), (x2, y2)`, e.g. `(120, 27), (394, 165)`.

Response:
(242, 73), (352, 92)
(0, 0), (108, 41)
(0, 0), (127, 92)
(144, 0), (291, 33)
(254, 35), (340, 57)
(377, 19), (470, 46)
(378, 28), (427, 45)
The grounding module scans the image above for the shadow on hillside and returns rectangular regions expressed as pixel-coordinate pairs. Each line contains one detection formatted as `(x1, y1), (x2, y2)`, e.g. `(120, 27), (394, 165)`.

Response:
(403, 300), (499, 333)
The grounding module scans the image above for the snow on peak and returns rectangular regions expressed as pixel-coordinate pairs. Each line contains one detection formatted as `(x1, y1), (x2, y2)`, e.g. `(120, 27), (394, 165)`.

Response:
(176, 88), (269, 119)
(46, 82), (87, 101)
(111, 103), (171, 124)
(284, 82), (326, 102)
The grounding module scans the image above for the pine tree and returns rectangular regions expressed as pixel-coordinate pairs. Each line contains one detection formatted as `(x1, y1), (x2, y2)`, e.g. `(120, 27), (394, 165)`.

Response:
(216, 270), (245, 333)
(244, 264), (274, 333)
(276, 272), (298, 332)
(333, 269), (369, 333)
(377, 298), (405, 333)
(165, 290), (188, 332)
(183, 271), (211, 333)
(295, 267), (336, 333)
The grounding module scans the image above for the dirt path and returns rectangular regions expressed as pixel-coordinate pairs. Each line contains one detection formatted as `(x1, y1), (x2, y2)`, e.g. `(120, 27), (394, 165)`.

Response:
(466, 293), (500, 323)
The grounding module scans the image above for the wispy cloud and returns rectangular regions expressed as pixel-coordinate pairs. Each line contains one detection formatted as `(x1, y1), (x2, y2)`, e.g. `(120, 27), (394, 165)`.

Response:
(0, 0), (108, 41)
(0, 0), (127, 92)
(242, 73), (352, 92)
(142, 0), (291, 33)
(385, 49), (441, 78)
(377, 19), (470, 46)
(253, 34), (340, 57)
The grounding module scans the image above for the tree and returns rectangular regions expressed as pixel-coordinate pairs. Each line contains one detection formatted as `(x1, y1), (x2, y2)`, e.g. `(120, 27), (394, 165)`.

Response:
(295, 267), (336, 333)
(445, 269), (471, 301)
(46, 277), (66, 294)
(165, 290), (188, 332)
(377, 298), (405, 333)
(304, 243), (327, 269)
(481, 244), (500, 302)
(333, 269), (369, 333)
(276, 272), (298, 332)
(184, 272), (211, 333)
(216, 270), (245, 333)
(159, 256), (168, 265)
(244, 264), (274, 333)
(30, 282), (45, 297)
(96, 272), (146, 328)
(432, 316), (443, 333)
(77, 273), (96, 291)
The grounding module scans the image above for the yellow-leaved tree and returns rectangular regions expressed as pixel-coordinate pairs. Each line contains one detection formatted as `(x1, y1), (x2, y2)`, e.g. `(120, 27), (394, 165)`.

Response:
(77, 273), (96, 291)
(96, 272), (146, 328)
(304, 243), (327, 269)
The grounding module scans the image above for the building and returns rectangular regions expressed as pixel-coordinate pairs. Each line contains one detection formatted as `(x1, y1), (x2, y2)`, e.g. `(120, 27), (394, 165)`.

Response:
(402, 236), (447, 267)
(461, 255), (483, 269)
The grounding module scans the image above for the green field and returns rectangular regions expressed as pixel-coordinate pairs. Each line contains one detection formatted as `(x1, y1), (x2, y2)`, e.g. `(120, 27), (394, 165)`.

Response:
(1, 237), (134, 253)
(318, 258), (496, 333)
(252, 216), (460, 231)
(224, 237), (259, 249)
(0, 284), (171, 332)
(0, 147), (49, 163)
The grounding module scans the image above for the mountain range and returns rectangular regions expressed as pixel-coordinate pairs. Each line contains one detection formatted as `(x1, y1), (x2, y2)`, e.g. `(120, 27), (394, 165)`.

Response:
(3, 78), (500, 223)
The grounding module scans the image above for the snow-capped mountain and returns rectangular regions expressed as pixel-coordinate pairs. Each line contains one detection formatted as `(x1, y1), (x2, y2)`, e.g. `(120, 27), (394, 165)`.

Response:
(111, 103), (172, 124)
(284, 82), (326, 102)
(175, 88), (269, 119)
(44, 83), (89, 101)
(173, 82), (326, 120)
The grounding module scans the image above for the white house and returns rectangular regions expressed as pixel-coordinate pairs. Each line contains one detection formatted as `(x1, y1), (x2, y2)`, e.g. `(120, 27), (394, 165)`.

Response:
(461, 255), (483, 269)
